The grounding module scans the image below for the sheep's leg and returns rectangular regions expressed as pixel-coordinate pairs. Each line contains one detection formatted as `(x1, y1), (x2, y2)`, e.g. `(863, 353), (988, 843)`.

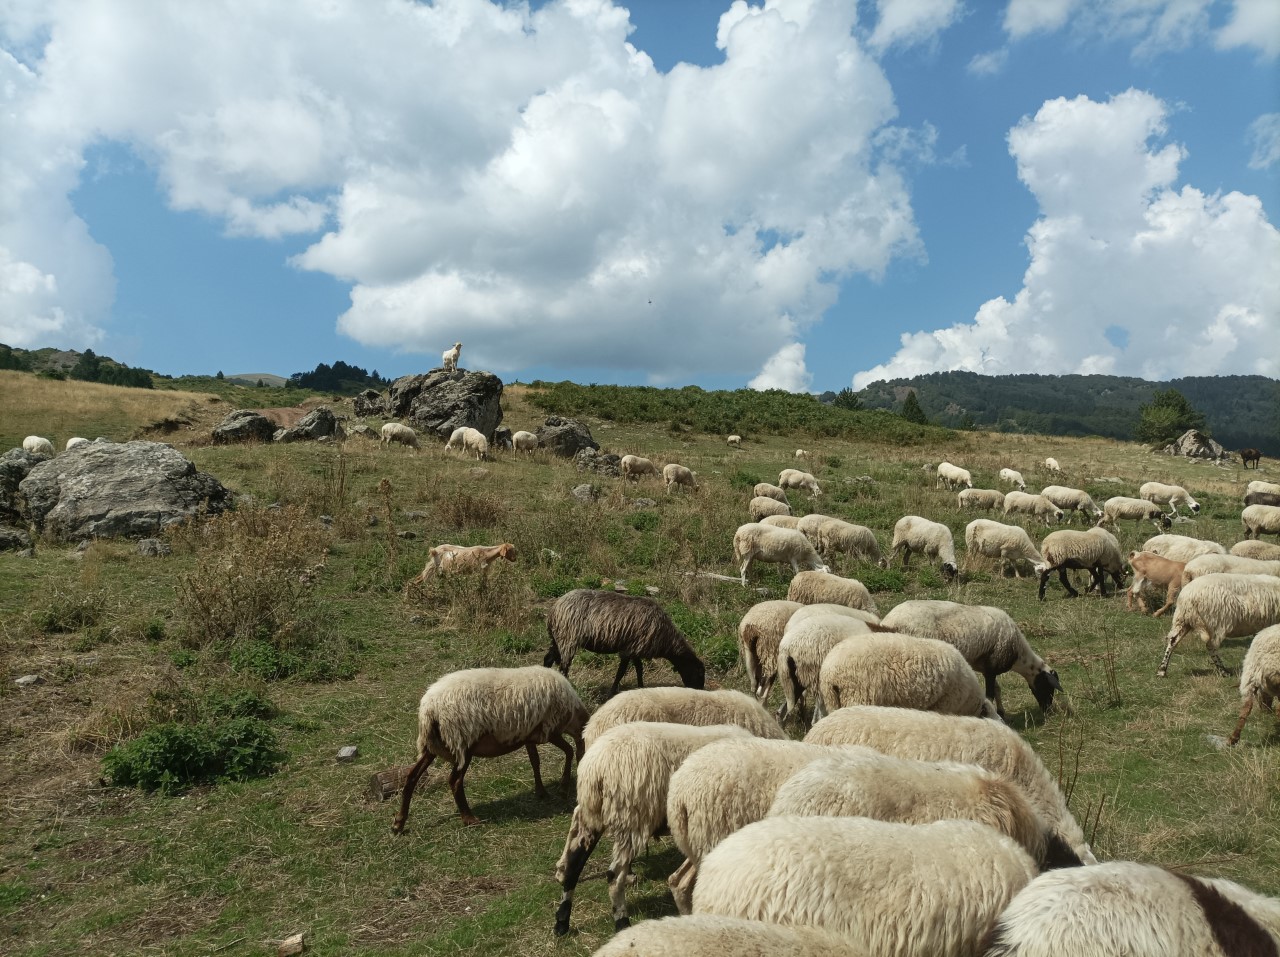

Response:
(553, 809), (600, 937)
(986, 672), (1006, 720)
(526, 743), (547, 798)
(546, 733), (575, 791)
(608, 657), (632, 697)
(448, 754), (481, 826)
(390, 750), (436, 834)
(668, 858), (697, 916)
(739, 554), (753, 587)
(759, 673), (776, 704)
(1058, 568), (1079, 598)
(1227, 695), (1256, 746)
(1208, 649), (1232, 677)
(1156, 626), (1186, 677)
(606, 846), (636, 932)
(633, 658), (645, 689)
(1038, 568), (1052, 602)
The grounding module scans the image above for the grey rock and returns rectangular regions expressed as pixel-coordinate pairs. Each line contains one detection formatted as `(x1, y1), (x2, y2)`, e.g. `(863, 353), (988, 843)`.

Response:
(396, 530), (418, 539)
(383, 370), (504, 441)
(16, 547), (34, 559)
(402, 511), (429, 520)
(493, 426), (513, 450)
(319, 515), (334, 525)
(540, 416), (600, 458)
(573, 447), (620, 476)
(0, 448), (43, 522)
(1161, 429), (1227, 460)
(0, 523), (32, 551)
(336, 746), (359, 762)
(571, 483), (600, 502)
(14, 674), (42, 688)
(632, 498), (657, 508)
(353, 389), (385, 418)
(645, 586), (660, 595)
(76, 540), (92, 552)
(345, 423), (377, 440)
(212, 409), (276, 444)
(19, 440), (232, 542)
(137, 538), (171, 557)
(274, 407), (338, 443)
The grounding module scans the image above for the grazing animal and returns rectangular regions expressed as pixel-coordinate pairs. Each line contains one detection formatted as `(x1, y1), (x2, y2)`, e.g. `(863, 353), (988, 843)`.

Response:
(738, 600), (805, 703)
(1157, 573), (1280, 677)
(778, 469), (822, 497)
(405, 542), (517, 597)
(441, 341), (462, 372)
(1044, 457), (1063, 474)
(1140, 481), (1201, 516)
(1240, 447), (1262, 469)
(380, 422), (420, 448)
(936, 461), (974, 490)
(620, 454), (658, 481)
(445, 426), (488, 460)
(1227, 623), (1280, 746)
(22, 435), (54, 456)
(965, 519), (1045, 579)
(1037, 527), (1126, 601)
(1003, 491), (1065, 526)
(1125, 550), (1185, 617)
(891, 515), (959, 579)
(733, 523), (828, 586)
(999, 468), (1027, 490)
(663, 463), (698, 493)
(582, 687), (786, 751)
(511, 430), (539, 451)
(1098, 496), (1173, 532)
(1243, 504), (1280, 540)
(727, 434), (741, 448)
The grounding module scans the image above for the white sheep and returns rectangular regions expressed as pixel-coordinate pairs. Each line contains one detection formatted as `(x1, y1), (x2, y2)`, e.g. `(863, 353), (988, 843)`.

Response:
(1183, 552), (1280, 587)
(732, 523), (828, 587)
(794, 449), (810, 460)
(1125, 550), (1186, 617)
(404, 542), (517, 597)
(748, 495), (791, 522)
(936, 461), (974, 490)
(965, 519), (1045, 579)
(726, 434), (741, 448)
(511, 429), (539, 452)
(1037, 526), (1126, 601)
(692, 817), (1038, 957)
(1040, 485), (1103, 522)
(1003, 490), (1065, 526)
(959, 488), (1005, 511)
(999, 467), (1027, 490)
(778, 468), (822, 497)
(1156, 572), (1280, 677)
(799, 515), (885, 568)
(582, 687), (786, 751)
(1142, 533), (1227, 563)
(22, 435), (54, 456)
(786, 570), (878, 613)
(65, 437), (89, 451)
(776, 613), (876, 726)
(752, 482), (789, 504)
(594, 915), (861, 956)
(1139, 480), (1201, 515)
(1098, 495), (1173, 531)
(663, 463), (698, 493)
(737, 600), (804, 702)
(805, 705), (1095, 864)
(759, 513), (802, 530)
(1227, 623), (1280, 746)
(880, 599), (1062, 718)
(441, 341), (462, 372)
(379, 422), (420, 449)
(785, 602), (880, 630)
(981, 860), (1280, 957)
(891, 515), (959, 579)
(552, 722), (753, 937)
(445, 425), (488, 460)
(390, 666), (588, 833)
(1243, 503), (1280, 540)
(1233, 539), (1280, 561)
(1044, 456), (1063, 474)
(1247, 480), (1280, 497)
(818, 631), (998, 719)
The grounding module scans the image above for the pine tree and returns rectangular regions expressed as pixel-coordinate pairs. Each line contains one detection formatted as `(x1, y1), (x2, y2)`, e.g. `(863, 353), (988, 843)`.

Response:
(901, 390), (928, 424)
(832, 387), (862, 411)
(1135, 388), (1206, 445)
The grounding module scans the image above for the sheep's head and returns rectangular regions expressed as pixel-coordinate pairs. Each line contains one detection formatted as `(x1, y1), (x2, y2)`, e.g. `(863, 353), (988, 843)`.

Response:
(499, 543), (518, 562)
(941, 561), (958, 580)
(673, 653), (707, 690)
(1032, 668), (1062, 714)
(1032, 561), (1049, 577)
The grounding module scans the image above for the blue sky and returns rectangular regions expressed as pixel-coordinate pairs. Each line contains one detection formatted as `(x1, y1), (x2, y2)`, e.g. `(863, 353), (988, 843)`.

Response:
(2, 0), (1277, 392)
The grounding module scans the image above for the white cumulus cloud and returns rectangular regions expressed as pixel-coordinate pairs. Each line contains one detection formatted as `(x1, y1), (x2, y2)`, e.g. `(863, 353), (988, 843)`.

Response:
(1216, 0), (1280, 58)
(867, 0), (964, 51)
(853, 89), (1280, 389)
(1002, 0), (1213, 57)
(749, 342), (812, 392)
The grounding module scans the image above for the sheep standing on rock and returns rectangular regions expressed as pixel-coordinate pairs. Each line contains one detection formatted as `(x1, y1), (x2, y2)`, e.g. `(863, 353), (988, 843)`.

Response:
(1125, 551), (1185, 617)
(1037, 527), (1126, 601)
(445, 426), (488, 460)
(620, 454), (657, 481)
(999, 468), (1027, 490)
(1227, 623), (1280, 746)
(1098, 496), (1173, 531)
(749, 496), (791, 522)
(787, 570), (877, 612)
(1041, 485), (1103, 523)
(511, 430), (539, 452)
(441, 341), (462, 372)
(738, 600), (804, 702)
(544, 589), (706, 695)
(965, 519), (1044, 579)
(663, 463), (697, 493)
(936, 461), (974, 490)
(733, 523), (828, 586)
(379, 422), (420, 449)
(753, 482), (789, 504)
(1156, 573), (1280, 677)
(1003, 491), (1065, 526)
(1243, 503), (1280, 540)
(1140, 480), (1200, 516)
(1233, 540), (1280, 561)
(390, 666), (588, 833)
(582, 687), (786, 750)
(959, 488), (1006, 511)
(22, 435), (54, 456)
(892, 515), (959, 579)
(880, 600), (1061, 718)
(1143, 533), (1226, 563)
(778, 469), (822, 497)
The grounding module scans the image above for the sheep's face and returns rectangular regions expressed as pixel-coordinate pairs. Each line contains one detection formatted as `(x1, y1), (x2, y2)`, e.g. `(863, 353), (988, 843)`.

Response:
(942, 561), (958, 580)
(1032, 669), (1062, 714)
(674, 654), (707, 690)
(500, 544), (518, 562)
(1189, 502), (1201, 513)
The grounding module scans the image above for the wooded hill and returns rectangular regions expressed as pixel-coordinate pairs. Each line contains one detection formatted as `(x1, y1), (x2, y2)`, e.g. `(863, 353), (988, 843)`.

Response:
(853, 372), (1280, 455)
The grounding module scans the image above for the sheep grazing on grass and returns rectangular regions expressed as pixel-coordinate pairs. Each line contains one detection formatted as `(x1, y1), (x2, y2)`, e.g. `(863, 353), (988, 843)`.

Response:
(1248, 480), (1280, 497)
(786, 602), (880, 629)
(1245, 490), (1280, 508)
(959, 488), (1006, 511)
(544, 589), (706, 695)
(1183, 553), (1280, 586)
(404, 542), (517, 597)
(22, 435), (54, 456)
(445, 426), (488, 460)
(980, 860), (1280, 957)
(999, 468), (1027, 490)
(818, 632), (998, 719)
(692, 817), (1038, 957)
(65, 437), (89, 451)
(1143, 533), (1226, 564)
(732, 523), (828, 587)
(1040, 485), (1103, 523)
(1156, 573), (1280, 678)
(778, 468), (822, 497)
(738, 600), (804, 702)
(390, 666), (588, 833)
(1233, 540), (1280, 561)
(621, 454), (657, 481)
(936, 461), (974, 490)
(805, 705), (1096, 864)
(663, 463), (698, 493)
(794, 449), (811, 460)
(879, 599), (1061, 718)
(583, 687), (785, 750)
(594, 915), (860, 957)
(753, 482), (789, 504)
(1125, 550), (1185, 617)
(1227, 623), (1280, 746)
(1140, 480), (1201, 515)
(776, 613), (877, 726)
(801, 516), (886, 568)
(1003, 491), (1065, 526)
(1240, 447), (1263, 469)
(511, 429), (539, 451)
(552, 722), (752, 936)
(891, 515), (959, 579)
(759, 513), (801, 529)
(380, 422), (420, 449)
(441, 341), (462, 372)
(787, 570), (877, 613)
(965, 519), (1045, 579)
(1044, 457), (1063, 474)
(727, 434), (741, 448)
(1037, 527), (1126, 601)
(748, 495), (791, 522)
(1243, 504), (1280, 540)
(1098, 495), (1173, 531)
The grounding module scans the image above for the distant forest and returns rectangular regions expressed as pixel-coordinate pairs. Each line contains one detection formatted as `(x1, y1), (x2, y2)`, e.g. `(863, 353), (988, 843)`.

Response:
(0, 344), (153, 389)
(852, 372), (1280, 455)
(287, 361), (389, 395)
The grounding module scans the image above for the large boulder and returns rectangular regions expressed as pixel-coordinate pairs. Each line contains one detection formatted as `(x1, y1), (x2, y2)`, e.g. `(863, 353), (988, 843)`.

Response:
(19, 440), (233, 542)
(353, 389), (384, 418)
(384, 370), (503, 440)
(212, 409), (276, 444)
(0, 448), (43, 522)
(574, 447), (621, 476)
(1162, 429), (1226, 460)
(274, 407), (339, 443)
(0, 524), (32, 551)
(537, 416), (599, 458)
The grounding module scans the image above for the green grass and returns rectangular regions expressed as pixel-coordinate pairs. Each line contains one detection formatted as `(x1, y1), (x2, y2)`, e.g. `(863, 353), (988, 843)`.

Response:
(1, 383), (1277, 956)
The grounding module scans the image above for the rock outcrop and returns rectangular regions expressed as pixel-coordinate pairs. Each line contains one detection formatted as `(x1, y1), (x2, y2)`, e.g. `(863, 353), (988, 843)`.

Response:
(212, 409), (276, 444)
(274, 407), (339, 443)
(1162, 429), (1226, 460)
(537, 416), (599, 458)
(381, 369), (503, 440)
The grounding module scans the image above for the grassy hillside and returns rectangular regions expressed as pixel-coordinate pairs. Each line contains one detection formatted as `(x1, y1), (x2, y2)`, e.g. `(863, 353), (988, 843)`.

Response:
(0, 379), (1276, 956)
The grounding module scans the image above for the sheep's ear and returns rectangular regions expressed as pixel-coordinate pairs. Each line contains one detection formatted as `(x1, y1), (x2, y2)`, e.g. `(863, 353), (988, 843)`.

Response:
(1046, 669), (1062, 691)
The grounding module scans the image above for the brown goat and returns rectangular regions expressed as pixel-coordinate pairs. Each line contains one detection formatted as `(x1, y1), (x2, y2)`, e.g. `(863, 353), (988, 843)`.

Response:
(405, 543), (517, 597)
(1126, 550), (1185, 617)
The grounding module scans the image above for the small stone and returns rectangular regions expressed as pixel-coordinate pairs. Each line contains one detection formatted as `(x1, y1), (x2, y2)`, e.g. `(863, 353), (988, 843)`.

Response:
(337, 746), (359, 762)
(402, 511), (429, 521)
(278, 932), (307, 957)
(408, 615), (426, 625)
(632, 498), (657, 508)
(137, 538), (171, 557)
(645, 586), (660, 595)
(319, 515), (334, 525)
(396, 530), (417, 539)
(571, 483), (600, 502)
(15, 674), (42, 687)
(1205, 734), (1229, 751)
(75, 540), (91, 552)
(16, 548), (34, 559)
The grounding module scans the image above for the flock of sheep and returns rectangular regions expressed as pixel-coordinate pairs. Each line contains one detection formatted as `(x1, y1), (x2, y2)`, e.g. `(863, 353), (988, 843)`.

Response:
(386, 430), (1280, 955)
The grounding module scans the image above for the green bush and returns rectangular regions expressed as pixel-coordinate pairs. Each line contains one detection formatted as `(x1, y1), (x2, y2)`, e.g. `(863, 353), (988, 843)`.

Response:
(858, 567), (907, 592)
(102, 718), (282, 794)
